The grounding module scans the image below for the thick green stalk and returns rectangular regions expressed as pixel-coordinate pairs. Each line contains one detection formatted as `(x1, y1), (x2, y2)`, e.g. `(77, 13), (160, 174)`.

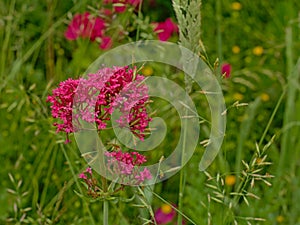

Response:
(102, 176), (109, 225)
(177, 113), (188, 225)
(278, 25), (296, 175)
(103, 200), (109, 225)
(171, 1), (202, 224)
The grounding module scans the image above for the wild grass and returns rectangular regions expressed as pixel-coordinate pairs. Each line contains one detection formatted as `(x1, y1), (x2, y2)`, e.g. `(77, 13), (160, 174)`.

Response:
(1, 0), (300, 224)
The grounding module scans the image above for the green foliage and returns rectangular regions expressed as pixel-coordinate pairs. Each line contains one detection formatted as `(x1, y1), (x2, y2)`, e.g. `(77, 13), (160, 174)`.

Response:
(1, 0), (300, 224)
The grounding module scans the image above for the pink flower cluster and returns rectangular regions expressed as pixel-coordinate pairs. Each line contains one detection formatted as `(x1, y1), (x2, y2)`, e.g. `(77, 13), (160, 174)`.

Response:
(64, 3), (179, 49)
(47, 78), (80, 134)
(79, 167), (102, 198)
(105, 150), (152, 184)
(65, 12), (112, 50)
(153, 18), (179, 41)
(154, 204), (186, 225)
(47, 66), (152, 141)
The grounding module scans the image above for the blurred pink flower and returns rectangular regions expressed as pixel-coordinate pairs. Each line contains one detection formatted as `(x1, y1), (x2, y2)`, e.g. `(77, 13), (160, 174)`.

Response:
(154, 204), (187, 225)
(79, 172), (87, 179)
(99, 36), (113, 50)
(64, 12), (112, 50)
(154, 204), (176, 224)
(64, 12), (106, 41)
(221, 63), (231, 78)
(104, 0), (140, 13)
(153, 18), (178, 41)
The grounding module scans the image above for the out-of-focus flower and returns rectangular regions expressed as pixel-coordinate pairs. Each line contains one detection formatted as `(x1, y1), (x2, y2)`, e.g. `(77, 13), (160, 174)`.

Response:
(104, 0), (141, 13)
(232, 45), (240, 54)
(153, 18), (178, 41)
(253, 46), (264, 56)
(79, 172), (87, 179)
(233, 93), (244, 101)
(86, 167), (92, 175)
(276, 215), (284, 223)
(154, 204), (176, 224)
(142, 66), (153, 76)
(64, 12), (113, 50)
(221, 63), (231, 78)
(65, 12), (106, 41)
(99, 36), (113, 49)
(225, 175), (236, 186)
(260, 93), (270, 102)
(231, 2), (242, 10)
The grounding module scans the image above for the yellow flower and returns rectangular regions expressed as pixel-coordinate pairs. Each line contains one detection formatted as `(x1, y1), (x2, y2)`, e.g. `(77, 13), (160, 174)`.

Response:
(225, 175), (236, 186)
(232, 45), (240, 54)
(233, 93), (244, 101)
(231, 2), (242, 10)
(253, 46), (264, 56)
(260, 93), (270, 102)
(141, 66), (153, 76)
(161, 204), (172, 214)
(276, 215), (284, 223)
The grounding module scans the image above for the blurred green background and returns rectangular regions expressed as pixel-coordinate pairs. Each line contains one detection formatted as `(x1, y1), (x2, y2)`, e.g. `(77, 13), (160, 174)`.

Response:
(1, 0), (300, 224)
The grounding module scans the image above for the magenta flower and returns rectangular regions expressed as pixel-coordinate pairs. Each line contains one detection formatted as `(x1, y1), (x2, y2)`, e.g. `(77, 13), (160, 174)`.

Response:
(154, 204), (176, 224)
(105, 150), (152, 185)
(64, 12), (113, 50)
(154, 204), (186, 225)
(47, 78), (81, 134)
(99, 36), (113, 50)
(86, 167), (92, 175)
(79, 172), (87, 179)
(153, 18), (178, 41)
(221, 63), (231, 78)
(64, 12), (106, 41)
(47, 66), (151, 141)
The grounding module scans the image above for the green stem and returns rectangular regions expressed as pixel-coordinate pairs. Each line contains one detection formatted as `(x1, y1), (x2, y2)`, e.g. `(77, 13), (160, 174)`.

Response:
(259, 88), (286, 147)
(135, 0), (143, 41)
(60, 144), (96, 225)
(277, 24), (295, 175)
(103, 200), (109, 225)
(216, 0), (223, 75)
(177, 118), (187, 225)
(0, 0), (15, 81)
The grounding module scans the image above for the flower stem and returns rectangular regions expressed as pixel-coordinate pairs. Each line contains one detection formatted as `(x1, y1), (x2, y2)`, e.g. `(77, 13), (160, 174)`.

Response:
(102, 176), (109, 225)
(103, 200), (109, 225)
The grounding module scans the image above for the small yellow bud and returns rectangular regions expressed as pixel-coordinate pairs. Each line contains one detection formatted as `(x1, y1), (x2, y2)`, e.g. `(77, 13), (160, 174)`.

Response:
(225, 175), (236, 186)
(253, 46), (264, 56)
(231, 2), (242, 10)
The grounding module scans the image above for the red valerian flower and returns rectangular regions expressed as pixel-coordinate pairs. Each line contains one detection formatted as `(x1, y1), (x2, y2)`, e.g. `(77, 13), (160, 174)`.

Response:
(154, 204), (176, 224)
(154, 204), (186, 225)
(99, 36), (113, 50)
(64, 12), (106, 41)
(221, 63), (231, 78)
(64, 12), (112, 50)
(47, 66), (152, 141)
(105, 150), (152, 184)
(153, 18), (179, 41)
(47, 78), (81, 134)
